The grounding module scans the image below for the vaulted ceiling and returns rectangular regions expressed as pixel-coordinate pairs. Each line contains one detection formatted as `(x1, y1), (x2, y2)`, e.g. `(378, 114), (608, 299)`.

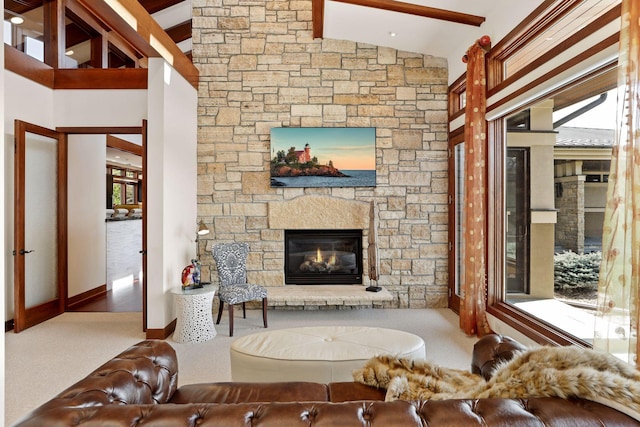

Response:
(4, 0), (547, 82)
(143, 0), (545, 83)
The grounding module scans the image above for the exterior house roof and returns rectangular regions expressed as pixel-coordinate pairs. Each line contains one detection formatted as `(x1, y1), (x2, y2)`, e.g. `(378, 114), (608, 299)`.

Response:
(555, 127), (615, 148)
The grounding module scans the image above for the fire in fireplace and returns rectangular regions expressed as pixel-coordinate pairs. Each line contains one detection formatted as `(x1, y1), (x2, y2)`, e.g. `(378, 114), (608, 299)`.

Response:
(284, 229), (363, 285)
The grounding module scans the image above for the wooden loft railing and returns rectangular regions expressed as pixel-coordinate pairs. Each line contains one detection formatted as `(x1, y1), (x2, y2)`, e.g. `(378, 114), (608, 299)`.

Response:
(76, 0), (198, 88)
(5, 0), (198, 90)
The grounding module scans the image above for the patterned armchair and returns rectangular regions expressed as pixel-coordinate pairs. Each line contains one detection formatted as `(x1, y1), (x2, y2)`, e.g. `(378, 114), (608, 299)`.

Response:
(212, 242), (268, 336)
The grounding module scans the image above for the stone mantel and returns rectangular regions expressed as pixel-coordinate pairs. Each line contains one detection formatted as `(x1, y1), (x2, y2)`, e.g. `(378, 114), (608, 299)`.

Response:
(268, 196), (370, 230)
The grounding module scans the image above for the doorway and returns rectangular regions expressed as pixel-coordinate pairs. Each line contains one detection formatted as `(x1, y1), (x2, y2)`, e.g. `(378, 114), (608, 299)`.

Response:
(12, 123), (147, 332)
(62, 126), (147, 330)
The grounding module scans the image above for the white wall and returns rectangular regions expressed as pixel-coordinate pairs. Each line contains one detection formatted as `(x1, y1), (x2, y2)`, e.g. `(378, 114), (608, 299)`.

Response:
(146, 58), (198, 330)
(67, 135), (106, 297)
(4, 73), (55, 319)
(54, 89), (146, 126)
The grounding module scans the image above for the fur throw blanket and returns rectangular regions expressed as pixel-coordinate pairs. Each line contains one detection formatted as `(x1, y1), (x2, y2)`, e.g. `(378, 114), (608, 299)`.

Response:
(353, 346), (640, 416)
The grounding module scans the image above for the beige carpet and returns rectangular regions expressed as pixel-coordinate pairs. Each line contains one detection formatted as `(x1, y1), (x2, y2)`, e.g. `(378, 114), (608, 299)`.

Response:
(5, 308), (476, 426)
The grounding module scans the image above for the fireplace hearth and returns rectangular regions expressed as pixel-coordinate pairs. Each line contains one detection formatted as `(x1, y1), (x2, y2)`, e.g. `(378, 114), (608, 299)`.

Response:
(284, 229), (363, 285)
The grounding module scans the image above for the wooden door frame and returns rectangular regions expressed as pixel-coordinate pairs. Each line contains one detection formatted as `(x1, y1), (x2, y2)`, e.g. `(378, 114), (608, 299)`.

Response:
(57, 124), (146, 331)
(14, 120), (67, 332)
(447, 127), (464, 313)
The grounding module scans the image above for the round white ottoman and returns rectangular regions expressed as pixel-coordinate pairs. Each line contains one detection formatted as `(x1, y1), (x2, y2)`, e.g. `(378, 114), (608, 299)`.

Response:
(230, 326), (426, 382)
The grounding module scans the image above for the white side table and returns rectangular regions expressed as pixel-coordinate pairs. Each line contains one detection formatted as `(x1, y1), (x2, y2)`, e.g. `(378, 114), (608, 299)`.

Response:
(171, 284), (218, 343)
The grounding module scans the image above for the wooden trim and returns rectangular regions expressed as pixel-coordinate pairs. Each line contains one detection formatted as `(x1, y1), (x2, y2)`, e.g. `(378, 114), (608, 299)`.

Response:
(312, 0), (324, 39)
(14, 121), (26, 333)
(54, 68), (148, 89)
(487, 33), (619, 116)
(57, 126), (143, 134)
(6, 45), (147, 89)
(489, 0), (579, 61)
(449, 109), (464, 123)
(448, 74), (466, 118)
(486, 119), (503, 309)
(43, 0), (59, 68)
(448, 126), (464, 141)
(488, 6), (621, 99)
(146, 318), (176, 340)
(447, 130), (464, 314)
(331, 0), (485, 26)
(23, 301), (63, 331)
(4, 45), (55, 88)
(488, 303), (589, 347)
(165, 20), (192, 45)
(58, 132), (68, 314)
(142, 119), (148, 332)
(67, 285), (107, 310)
(106, 135), (144, 156)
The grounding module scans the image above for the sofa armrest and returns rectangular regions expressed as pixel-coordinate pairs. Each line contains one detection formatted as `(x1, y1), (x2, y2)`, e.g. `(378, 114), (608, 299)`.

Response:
(471, 334), (527, 380)
(15, 340), (178, 425)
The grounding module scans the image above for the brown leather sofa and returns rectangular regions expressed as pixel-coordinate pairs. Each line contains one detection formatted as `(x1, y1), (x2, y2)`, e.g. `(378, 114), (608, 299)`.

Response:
(14, 334), (640, 426)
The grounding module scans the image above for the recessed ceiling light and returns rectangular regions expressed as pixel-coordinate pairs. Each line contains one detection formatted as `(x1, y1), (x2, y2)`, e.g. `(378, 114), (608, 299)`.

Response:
(65, 50), (74, 56)
(389, 32), (397, 37)
(10, 16), (24, 25)
(115, 156), (121, 159)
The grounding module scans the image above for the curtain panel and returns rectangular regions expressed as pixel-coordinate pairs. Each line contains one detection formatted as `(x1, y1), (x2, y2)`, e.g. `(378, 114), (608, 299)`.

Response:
(594, 0), (640, 368)
(460, 41), (492, 336)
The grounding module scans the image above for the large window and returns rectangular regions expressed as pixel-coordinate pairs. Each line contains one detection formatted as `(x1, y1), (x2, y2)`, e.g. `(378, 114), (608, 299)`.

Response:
(449, 0), (622, 346)
(503, 82), (615, 346)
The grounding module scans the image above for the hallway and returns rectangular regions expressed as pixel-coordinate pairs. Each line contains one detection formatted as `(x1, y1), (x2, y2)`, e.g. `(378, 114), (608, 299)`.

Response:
(70, 280), (142, 312)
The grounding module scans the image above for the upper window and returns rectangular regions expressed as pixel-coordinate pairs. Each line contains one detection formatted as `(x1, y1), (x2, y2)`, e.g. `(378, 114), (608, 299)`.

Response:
(504, 0), (621, 78)
(4, 0), (45, 62)
(4, 0), (142, 69)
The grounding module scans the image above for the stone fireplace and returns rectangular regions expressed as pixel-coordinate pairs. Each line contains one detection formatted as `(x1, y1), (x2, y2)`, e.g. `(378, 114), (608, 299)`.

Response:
(195, 0), (451, 308)
(284, 229), (363, 285)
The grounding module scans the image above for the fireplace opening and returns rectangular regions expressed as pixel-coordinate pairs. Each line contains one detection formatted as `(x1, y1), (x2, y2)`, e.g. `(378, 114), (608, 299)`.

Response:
(284, 229), (363, 285)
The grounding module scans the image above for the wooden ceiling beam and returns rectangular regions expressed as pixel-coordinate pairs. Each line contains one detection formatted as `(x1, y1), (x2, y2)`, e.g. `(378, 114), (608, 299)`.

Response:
(165, 20), (191, 44)
(331, 0), (485, 27)
(138, 0), (184, 15)
(312, 0), (325, 39)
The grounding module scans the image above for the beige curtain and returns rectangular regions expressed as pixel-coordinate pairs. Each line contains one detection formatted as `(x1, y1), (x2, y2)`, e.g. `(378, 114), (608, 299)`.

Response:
(460, 40), (492, 336)
(594, 0), (640, 368)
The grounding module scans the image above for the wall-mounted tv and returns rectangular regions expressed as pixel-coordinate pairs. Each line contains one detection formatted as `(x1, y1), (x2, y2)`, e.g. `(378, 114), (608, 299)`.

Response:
(270, 127), (376, 188)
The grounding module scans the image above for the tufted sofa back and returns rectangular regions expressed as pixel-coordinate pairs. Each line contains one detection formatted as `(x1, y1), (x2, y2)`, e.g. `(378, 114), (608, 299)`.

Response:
(14, 335), (640, 426)
(14, 340), (178, 426)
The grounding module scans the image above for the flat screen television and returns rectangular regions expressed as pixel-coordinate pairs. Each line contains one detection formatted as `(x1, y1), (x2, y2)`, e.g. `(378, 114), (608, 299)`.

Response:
(270, 127), (376, 188)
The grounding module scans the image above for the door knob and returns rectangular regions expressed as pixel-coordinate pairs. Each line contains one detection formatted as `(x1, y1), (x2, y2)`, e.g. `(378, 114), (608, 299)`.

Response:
(19, 249), (34, 255)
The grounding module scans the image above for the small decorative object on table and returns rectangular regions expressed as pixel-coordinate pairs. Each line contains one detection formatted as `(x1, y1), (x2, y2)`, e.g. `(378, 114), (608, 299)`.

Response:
(181, 259), (203, 290)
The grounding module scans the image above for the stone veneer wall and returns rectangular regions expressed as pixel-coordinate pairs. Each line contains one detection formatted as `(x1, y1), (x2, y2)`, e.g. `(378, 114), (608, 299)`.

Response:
(192, 0), (449, 308)
(555, 176), (585, 253)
